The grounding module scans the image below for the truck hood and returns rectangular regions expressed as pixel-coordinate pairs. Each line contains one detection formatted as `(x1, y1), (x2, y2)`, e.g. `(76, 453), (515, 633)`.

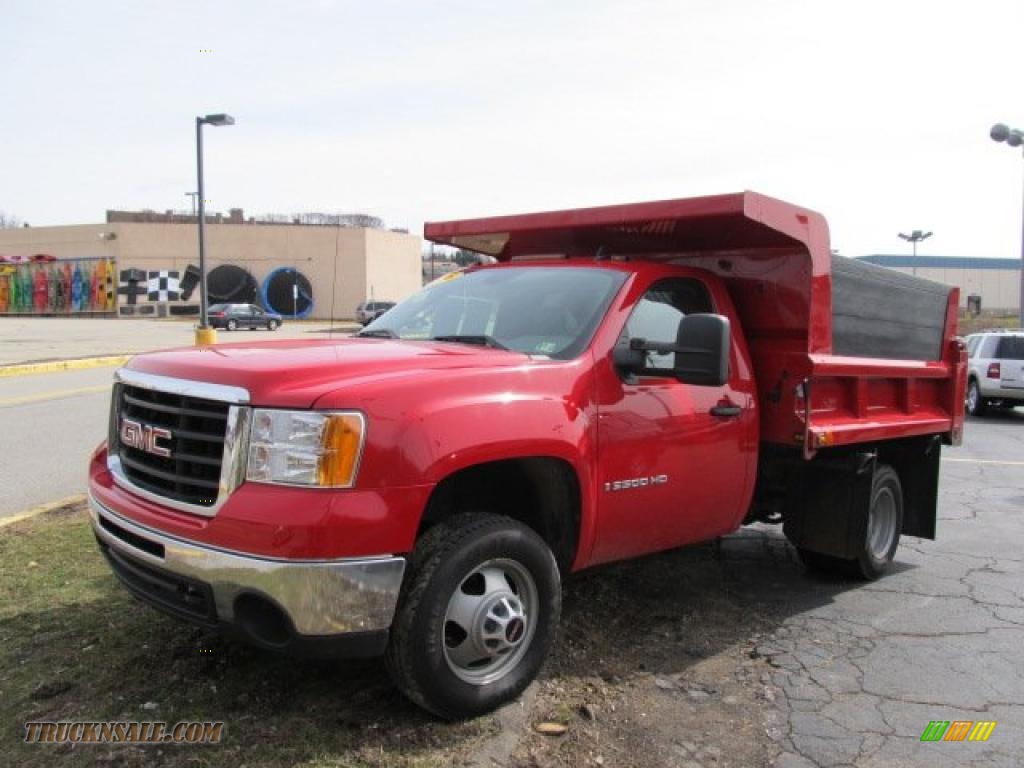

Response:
(125, 338), (529, 407)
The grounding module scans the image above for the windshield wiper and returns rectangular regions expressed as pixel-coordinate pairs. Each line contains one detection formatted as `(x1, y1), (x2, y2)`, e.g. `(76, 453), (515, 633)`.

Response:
(431, 334), (509, 350)
(356, 328), (398, 338)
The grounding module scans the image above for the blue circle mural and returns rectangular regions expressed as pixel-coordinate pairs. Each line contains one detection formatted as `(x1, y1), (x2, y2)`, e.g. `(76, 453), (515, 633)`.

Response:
(261, 267), (314, 318)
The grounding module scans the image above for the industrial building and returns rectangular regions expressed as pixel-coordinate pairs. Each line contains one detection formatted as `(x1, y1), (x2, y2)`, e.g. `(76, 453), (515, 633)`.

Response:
(0, 209), (422, 320)
(855, 255), (1021, 314)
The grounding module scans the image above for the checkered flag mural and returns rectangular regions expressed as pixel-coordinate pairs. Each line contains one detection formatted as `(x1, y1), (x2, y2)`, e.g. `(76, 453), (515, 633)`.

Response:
(147, 271), (181, 301)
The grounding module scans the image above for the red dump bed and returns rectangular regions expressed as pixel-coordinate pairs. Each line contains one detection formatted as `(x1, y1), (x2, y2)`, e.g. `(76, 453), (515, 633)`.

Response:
(426, 191), (967, 456)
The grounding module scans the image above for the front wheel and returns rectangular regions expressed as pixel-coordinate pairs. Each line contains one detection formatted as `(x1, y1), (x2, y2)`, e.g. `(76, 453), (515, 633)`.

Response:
(267, 320), (279, 331)
(966, 379), (987, 417)
(386, 513), (561, 719)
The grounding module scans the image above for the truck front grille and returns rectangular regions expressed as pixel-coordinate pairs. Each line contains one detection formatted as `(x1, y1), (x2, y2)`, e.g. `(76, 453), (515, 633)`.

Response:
(114, 384), (230, 507)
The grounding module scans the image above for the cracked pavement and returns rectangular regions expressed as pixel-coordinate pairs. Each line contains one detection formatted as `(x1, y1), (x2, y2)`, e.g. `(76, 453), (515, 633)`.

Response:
(751, 411), (1024, 768)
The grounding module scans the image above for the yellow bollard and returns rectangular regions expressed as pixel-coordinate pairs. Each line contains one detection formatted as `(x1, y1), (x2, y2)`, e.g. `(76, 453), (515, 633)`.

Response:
(194, 326), (218, 346)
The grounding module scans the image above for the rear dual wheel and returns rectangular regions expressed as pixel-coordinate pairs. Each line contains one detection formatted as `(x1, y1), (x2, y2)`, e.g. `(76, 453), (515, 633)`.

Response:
(386, 513), (561, 719)
(798, 464), (903, 580)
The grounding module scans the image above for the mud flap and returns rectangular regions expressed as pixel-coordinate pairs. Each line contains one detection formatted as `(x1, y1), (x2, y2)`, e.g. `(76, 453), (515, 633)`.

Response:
(782, 450), (876, 559)
(884, 436), (940, 540)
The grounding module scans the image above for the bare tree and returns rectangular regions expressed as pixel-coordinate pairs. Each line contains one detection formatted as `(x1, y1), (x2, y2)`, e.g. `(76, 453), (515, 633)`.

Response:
(0, 210), (23, 228)
(252, 211), (386, 229)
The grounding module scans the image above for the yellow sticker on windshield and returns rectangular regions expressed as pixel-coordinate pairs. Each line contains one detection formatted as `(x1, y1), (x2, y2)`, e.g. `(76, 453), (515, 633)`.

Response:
(424, 270), (466, 290)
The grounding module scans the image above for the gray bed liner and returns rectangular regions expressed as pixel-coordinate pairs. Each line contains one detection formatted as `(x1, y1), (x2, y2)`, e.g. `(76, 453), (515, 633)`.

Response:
(831, 255), (952, 361)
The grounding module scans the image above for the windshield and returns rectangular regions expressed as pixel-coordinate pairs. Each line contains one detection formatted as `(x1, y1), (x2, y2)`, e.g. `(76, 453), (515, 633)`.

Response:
(362, 266), (626, 359)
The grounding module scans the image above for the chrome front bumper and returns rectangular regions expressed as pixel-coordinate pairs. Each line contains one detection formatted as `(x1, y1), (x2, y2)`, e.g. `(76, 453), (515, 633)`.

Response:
(89, 494), (406, 638)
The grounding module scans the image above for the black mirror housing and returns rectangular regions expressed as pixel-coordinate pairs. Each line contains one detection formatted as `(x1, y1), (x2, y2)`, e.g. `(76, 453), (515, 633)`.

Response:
(613, 339), (646, 376)
(674, 313), (730, 386)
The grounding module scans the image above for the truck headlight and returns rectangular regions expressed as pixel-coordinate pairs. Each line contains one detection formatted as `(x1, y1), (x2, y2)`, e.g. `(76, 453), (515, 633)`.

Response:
(246, 409), (366, 487)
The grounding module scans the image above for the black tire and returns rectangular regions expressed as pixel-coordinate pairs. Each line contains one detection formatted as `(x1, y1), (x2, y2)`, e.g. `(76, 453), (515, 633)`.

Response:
(966, 379), (987, 417)
(385, 512), (561, 720)
(267, 320), (279, 331)
(226, 319), (238, 331)
(855, 464), (903, 579)
(797, 464), (903, 581)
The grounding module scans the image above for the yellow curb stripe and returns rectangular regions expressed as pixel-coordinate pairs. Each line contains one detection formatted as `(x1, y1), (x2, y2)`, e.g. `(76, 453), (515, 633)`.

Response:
(0, 494), (86, 528)
(942, 458), (1024, 466)
(0, 384), (111, 408)
(0, 355), (130, 378)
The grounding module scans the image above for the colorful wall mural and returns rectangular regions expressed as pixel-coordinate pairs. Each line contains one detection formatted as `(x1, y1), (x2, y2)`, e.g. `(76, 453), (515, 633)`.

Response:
(0, 254), (318, 319)
(0, 256), (116, 315)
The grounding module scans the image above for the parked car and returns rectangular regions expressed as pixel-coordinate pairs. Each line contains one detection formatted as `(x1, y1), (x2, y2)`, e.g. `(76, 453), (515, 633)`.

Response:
(89, 191), (964, 719)
(208, 303), (282, 331)
(355, 300), (395, 325)
(965, 330), (1024, 415)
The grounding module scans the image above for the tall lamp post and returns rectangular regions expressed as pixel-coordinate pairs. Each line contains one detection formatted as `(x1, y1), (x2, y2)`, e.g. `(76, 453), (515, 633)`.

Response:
(194, 112), (235, 345)
(989, 122), (1024, 328)
(898, 229), (932, 276)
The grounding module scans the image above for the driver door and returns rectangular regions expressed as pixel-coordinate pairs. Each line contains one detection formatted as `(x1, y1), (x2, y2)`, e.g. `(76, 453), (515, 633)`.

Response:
(592, 277), (753, 565)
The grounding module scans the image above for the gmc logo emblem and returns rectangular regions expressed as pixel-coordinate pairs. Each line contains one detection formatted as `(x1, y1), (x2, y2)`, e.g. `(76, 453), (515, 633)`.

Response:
(120, 418), (172, 458)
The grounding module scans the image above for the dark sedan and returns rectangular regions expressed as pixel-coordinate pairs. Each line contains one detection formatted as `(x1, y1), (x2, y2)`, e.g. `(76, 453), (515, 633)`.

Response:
(208, 303), (283, 331)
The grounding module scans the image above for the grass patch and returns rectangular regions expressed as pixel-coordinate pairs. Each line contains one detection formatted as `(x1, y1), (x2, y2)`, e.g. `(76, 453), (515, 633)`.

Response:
(0, 505), (494, 767)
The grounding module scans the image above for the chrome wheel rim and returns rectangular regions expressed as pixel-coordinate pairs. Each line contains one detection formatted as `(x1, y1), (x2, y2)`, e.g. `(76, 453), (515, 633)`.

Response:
(967, 383), (978, 412)
(867, 487), (898, 560)
(442, 558), (538, 686)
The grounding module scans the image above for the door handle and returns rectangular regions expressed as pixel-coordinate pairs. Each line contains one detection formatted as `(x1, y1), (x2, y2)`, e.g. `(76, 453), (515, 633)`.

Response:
(710, 404), (743, 419)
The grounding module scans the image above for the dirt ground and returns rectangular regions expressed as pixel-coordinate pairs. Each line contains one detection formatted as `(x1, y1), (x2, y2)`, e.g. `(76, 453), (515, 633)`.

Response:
(2, 505), (789, 768)
(511, 539), (788, 768)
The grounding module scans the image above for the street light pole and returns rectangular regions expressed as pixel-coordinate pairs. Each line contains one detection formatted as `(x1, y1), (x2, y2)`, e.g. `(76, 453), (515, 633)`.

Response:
(897, 229), (932, 276)
(194, 113), (235, 345)
(990, 122), (1024, 329)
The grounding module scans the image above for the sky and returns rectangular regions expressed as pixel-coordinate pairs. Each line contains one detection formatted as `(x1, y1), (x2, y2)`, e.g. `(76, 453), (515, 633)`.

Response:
(3, 0), (1024, 258)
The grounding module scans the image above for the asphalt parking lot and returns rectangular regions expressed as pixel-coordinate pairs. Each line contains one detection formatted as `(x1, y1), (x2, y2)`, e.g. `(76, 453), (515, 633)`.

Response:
(751, 409), (1024, 767)
(0, 317), (357, 366)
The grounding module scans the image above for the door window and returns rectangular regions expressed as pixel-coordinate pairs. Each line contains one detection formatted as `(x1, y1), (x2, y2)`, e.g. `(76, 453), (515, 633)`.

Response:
(620, 278), (714, 374)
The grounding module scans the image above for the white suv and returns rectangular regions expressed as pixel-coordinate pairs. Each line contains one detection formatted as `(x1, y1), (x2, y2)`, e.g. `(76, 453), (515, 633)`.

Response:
(965, 330), (1024, 416)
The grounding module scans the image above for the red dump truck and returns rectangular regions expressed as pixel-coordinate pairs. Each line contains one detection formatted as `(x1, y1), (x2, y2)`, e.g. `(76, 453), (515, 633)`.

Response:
(89, 191), (966, 718)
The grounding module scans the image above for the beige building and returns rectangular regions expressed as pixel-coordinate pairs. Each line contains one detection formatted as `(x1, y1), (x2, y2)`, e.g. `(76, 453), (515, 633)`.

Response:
(0, 210), (422, 320)
(855, 255), (1021, 314)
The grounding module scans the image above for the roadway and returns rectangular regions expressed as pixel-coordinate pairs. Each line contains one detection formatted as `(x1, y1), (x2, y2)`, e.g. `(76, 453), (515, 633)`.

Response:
(0, 366), (114, 517)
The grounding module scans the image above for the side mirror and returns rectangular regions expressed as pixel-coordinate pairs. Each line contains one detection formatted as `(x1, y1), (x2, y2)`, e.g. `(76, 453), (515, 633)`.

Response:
(613, 338), (646, 377)
(673, 313), (730, 386)
(614, 313), (731, 386)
